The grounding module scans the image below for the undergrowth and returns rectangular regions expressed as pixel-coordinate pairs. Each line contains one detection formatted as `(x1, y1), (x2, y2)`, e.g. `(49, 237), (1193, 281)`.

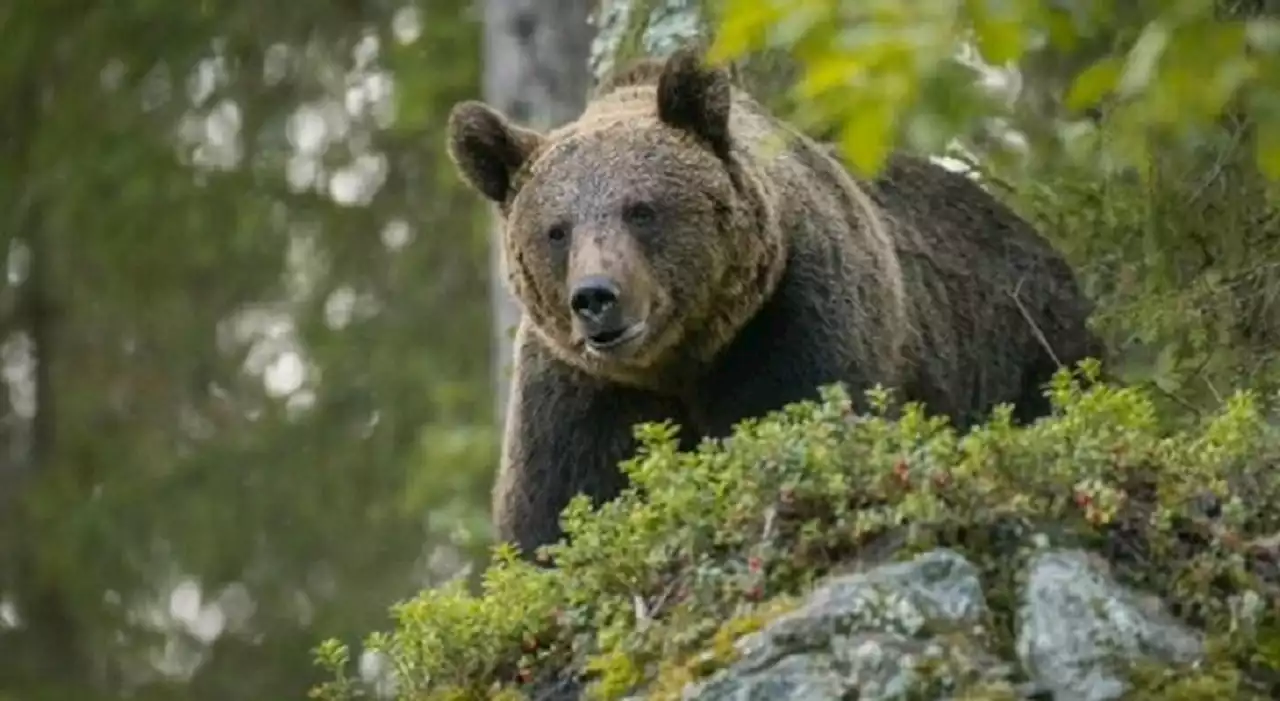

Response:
(310, 361), (1280, 700)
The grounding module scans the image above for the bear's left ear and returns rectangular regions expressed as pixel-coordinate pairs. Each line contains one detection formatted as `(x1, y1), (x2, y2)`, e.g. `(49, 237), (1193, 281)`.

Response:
(446, 100), (546, 204)
(655, 45), (732, 161)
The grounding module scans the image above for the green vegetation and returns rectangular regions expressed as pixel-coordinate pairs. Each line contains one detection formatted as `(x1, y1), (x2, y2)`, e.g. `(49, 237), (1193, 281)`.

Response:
(307, 1), (1280, 698)
(704, 0), (1280, 412)
(6, 0), (1280, 698)
(1, 2), (496, 699)
(310, 364), (1280, 699)
(712, 0), (1280, 179)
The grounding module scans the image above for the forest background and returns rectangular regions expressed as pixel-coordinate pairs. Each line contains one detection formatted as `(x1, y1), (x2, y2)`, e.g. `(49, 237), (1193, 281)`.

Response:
(3, 0), (1279, 698)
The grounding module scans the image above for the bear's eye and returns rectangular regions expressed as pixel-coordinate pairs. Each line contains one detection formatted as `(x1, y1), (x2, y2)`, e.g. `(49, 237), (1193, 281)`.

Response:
(547, 224), (569, 244)
(622, 201), (657, 227)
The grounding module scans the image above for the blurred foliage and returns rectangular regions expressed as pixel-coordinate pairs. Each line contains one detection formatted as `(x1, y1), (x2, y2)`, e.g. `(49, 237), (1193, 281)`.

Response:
(710, 0), (1280, 178)
(0, 1), (498, 699)
(993, 152), (1280, 425)
(312, 369), (1280, 700)
(704, 0), (1280, 419)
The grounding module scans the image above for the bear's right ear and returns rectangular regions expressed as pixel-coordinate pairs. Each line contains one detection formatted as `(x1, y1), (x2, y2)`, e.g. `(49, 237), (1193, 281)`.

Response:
(656, 46), (732, 161)
(446, 101), (545, 203)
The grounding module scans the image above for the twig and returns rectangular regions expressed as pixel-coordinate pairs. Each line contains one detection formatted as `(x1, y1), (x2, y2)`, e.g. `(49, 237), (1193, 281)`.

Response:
(636, 569), (689, 628)
(1153, 385), (1202, 418)
(1201, 375), (1225, 407)
(632, 594), (650, 629)
(1008, 278), (1063, 368)
(761, 505), (777, 542)
(1186, 118), (1248, 205)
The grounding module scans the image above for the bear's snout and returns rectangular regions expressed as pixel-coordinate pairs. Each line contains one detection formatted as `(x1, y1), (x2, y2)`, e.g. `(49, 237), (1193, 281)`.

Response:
(570, 275), (646, 352)
(571, 276), (622, 328)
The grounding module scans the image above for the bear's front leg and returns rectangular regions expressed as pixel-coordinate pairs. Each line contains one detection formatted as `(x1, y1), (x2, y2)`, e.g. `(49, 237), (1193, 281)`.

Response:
(493, 328), (692, 560)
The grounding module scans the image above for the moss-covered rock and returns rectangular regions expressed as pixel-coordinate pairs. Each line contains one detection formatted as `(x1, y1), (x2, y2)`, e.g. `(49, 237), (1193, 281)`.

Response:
(681, 548), (1007, 700)
(310, 363), (1280, 700)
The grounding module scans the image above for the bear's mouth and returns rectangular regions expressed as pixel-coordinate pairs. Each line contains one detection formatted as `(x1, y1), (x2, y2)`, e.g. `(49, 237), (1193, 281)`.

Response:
(585, 321), (647, 353)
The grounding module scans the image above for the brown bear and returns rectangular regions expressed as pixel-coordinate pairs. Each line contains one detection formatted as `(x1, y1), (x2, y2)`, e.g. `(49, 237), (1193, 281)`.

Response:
(446, 45), (1103, 559)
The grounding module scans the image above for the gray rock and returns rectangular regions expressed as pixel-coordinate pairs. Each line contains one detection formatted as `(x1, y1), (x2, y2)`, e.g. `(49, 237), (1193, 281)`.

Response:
(684, 549), (1007, 701)
(627, 547), (1211, 701)
(1016, 549), (1204, 701)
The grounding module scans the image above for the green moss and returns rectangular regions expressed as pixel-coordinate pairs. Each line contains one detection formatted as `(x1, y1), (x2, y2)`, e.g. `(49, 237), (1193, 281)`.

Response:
(310, 361), (1280, 700)
(643, 596), (798, 701)
(1126, 638), (1259, 700)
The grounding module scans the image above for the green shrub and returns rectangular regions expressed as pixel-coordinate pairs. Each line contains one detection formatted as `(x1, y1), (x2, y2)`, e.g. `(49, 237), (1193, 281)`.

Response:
(311, 361), (1280, 700)
(983, 154), (1280, 423)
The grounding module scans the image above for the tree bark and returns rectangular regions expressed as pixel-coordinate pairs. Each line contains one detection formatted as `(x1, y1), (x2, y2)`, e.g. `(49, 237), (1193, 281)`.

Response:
(0, 66), (95, 700)
(589, 0), (801, 111)
(482, 0), (595, 426)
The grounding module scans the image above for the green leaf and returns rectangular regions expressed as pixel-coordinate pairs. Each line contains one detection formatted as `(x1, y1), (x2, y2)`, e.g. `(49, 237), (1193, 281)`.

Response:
(710, 0), (782, 62)
(839, 99), (896, 176)
(1256, 114), (1280, 179)
(796, 54), (865, 100)
(1154, 343), (1183, 392)
(972, 17), (1027, 66)
(1066, 56), (1124, 112)
(966, 0), (1032, 66)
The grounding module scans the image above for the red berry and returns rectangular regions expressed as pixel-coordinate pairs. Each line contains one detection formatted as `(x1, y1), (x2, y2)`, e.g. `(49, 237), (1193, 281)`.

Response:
(892, 460), (911, 487)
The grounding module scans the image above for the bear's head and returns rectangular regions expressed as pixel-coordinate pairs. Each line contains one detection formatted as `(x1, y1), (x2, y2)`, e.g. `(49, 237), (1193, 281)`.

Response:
(445, 46), (781, 388)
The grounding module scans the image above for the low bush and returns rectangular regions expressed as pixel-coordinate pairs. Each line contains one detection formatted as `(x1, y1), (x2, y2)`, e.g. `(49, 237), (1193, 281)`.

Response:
(311, 361), (1280, 700)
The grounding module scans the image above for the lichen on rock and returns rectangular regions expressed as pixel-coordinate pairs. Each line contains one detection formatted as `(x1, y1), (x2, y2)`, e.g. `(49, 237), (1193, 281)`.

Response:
(683, 549), (1008, 701)
(1017, 549), (1205, 701)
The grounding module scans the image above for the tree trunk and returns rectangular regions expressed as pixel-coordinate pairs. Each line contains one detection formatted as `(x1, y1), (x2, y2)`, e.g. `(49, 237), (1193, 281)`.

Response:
(483, 0), (595, 426)
(0, 69), (95, 699)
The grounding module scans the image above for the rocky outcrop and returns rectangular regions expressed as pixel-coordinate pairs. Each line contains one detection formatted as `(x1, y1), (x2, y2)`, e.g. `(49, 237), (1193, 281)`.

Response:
(673, 547), (1208, 701)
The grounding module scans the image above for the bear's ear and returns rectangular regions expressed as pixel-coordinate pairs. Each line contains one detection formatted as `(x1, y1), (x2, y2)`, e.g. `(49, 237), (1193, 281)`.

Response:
(656, 45), (732, 160)
(446, 101), (545, 203)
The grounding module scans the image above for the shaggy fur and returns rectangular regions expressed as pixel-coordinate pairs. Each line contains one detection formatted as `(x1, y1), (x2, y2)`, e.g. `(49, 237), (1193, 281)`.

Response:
(446, 45), (1103, 558)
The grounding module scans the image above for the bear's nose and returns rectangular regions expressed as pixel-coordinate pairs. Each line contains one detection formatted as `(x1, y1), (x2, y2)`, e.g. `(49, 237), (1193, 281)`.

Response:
(570, 276), (621, 323)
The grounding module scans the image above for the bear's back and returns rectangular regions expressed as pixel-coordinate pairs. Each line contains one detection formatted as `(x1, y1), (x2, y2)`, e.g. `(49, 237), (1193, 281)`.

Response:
(865, 154), (1103, 425)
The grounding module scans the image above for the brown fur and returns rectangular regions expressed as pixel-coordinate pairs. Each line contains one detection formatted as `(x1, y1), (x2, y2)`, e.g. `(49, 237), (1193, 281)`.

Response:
(446, 46), (1103, 558)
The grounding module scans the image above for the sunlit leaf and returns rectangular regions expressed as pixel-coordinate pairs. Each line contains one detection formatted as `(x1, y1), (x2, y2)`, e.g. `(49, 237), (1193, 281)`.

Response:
(1255, 118), (1280, 180)
(1066, 56), (1124, 112)
(838, 99), (896, 176)
(968, 0), (1028, 68)
(710, 0), (783, 61)
(796, 54), (866, 100)
(1118, 21), (1171, 96)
